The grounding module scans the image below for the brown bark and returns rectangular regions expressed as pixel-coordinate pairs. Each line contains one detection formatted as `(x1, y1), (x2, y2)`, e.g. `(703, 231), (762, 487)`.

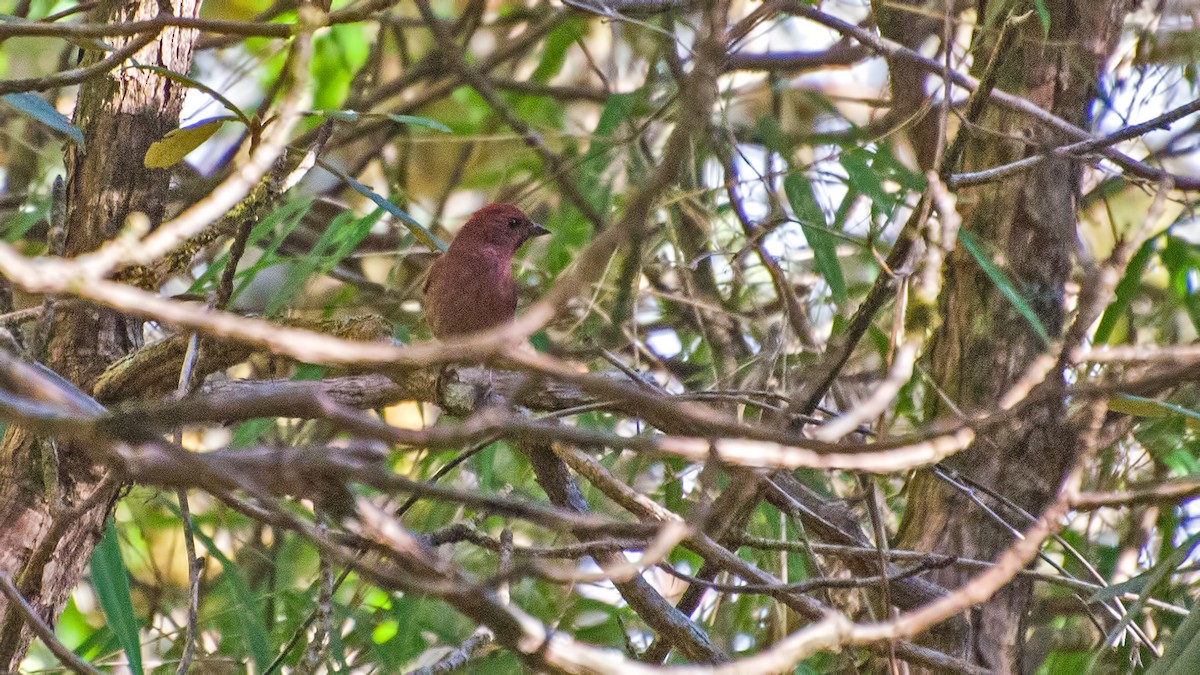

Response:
(894, 2), (1133, 673)
(871, 0), (973, 170)
(0, 0), (200, 668)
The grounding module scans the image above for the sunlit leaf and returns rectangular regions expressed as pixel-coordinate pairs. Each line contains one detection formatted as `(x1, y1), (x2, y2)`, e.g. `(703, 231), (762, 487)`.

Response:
(313, 24), (369, 110)
(143, 117), (229, 168)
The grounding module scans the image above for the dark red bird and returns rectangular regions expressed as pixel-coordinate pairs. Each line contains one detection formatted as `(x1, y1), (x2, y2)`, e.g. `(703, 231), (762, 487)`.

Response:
(423, 203), (549, 338)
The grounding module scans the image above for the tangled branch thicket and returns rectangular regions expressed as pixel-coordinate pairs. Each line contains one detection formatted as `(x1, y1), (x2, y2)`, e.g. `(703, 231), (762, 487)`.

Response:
(2, 0), (1200, 673)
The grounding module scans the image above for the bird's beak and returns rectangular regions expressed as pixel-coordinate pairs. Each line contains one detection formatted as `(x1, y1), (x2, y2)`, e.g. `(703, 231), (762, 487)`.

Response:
(528, 223), (550, 238)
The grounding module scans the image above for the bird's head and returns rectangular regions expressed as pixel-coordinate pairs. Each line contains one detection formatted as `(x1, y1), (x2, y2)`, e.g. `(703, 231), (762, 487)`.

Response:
(450, 203), (550, 255)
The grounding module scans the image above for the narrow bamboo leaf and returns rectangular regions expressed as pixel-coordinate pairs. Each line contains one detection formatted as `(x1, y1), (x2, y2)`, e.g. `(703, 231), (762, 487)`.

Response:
(188, 197), (313, 299)
(1108, 394), (1173, 419)
(1034, 0), (1052, 37)
(267, 209), (378, 314)
(543, 91), (635, 271)
(530, 19), (586, 83)
(578, 92), (633, 212)
(1148, 599), (1200, 674)
(1110, 394), (1200, 422)
(304, 110), (451, 132)
(1091, 531), (1200, 669)
(957, 229), (1052, 347)
(90, 521), (143, 675)
(385, 114), (452, 133)
(143, 117), (230, 168)
(1094, 236), (1156, 344)
(784, 173), (847, 305)
(839, 150), (891, 206)
(266, 209), (357, 314)
(1087, 572), (1152, 603)
(2, 93), (84, 146)
(70, 624), (115, 662)
(163, 501), (273, 670)
(324, 162), (445, 251)
(318, 109), (359, 122)
(125, 65), (253, 128)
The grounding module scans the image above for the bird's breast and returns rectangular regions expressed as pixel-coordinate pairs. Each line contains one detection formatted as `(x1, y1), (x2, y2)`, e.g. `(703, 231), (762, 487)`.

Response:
(424, 250), (518, 339)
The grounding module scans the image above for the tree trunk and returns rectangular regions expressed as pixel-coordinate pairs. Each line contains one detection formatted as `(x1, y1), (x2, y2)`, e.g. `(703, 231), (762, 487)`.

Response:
(894, 1), (1133, 673)
(0, 0), (200, 667)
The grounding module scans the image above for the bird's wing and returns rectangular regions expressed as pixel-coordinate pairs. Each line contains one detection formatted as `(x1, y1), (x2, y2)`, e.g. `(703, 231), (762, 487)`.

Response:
(422, 254), (444, 294)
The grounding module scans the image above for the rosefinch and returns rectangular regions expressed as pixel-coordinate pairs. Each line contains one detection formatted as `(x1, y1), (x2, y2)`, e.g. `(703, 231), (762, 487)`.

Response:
(423, 203), (550, 338)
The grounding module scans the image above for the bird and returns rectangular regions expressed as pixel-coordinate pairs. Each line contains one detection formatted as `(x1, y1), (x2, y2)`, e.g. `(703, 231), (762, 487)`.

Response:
(423, 203), (550, 339)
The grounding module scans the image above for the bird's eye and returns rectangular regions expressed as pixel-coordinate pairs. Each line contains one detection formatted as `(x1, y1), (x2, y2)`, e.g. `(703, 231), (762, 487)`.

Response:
(508, 217), (522, 228)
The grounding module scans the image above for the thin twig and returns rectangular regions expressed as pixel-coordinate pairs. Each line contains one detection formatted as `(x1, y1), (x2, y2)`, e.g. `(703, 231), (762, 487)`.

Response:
(0, 572), (103, 675)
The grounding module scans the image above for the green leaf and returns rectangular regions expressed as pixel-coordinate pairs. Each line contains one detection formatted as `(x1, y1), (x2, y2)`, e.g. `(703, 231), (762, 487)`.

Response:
(229, 199), (316, 301)
(385, 114), (452, 133)
(3, 191), (50, 243)
(90, 521), (143, 675)
(872, 142), (928, 193)
(840, 149), (891, 206)
(784, 173), (847, 305)
(1094, 235), (1156, 344)
(187, 197), (313, 300)
(164, 501), (273, 671)
(124, 65), (252, 128)
(2, 93), (84, 146)
(1148, 599), (1200, 675)
(530, 19), (586, 83)
(1090, 531), (1200, 671)
(318, 109), (359, 122)
(266, 209), (355, 315)
(266, 208), (380, 314)
(323, 162), (445, 251)
(1161, 235), (1200, 334)
(143, 117), (230, 169)
(231, 417), (276, 448)
(304, 110), (452, 133)
(312, 24), (371, 110)
(1033, 0), (1051, 37)
(1087, 572), (1152, 603)
(1108, 394), (1175, 419)
(578, 92), (632, 212)
(957, 229), (1052, 347)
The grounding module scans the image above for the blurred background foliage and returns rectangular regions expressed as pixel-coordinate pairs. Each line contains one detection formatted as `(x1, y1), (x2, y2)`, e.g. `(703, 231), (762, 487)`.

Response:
(3, 0), (1200, 672)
